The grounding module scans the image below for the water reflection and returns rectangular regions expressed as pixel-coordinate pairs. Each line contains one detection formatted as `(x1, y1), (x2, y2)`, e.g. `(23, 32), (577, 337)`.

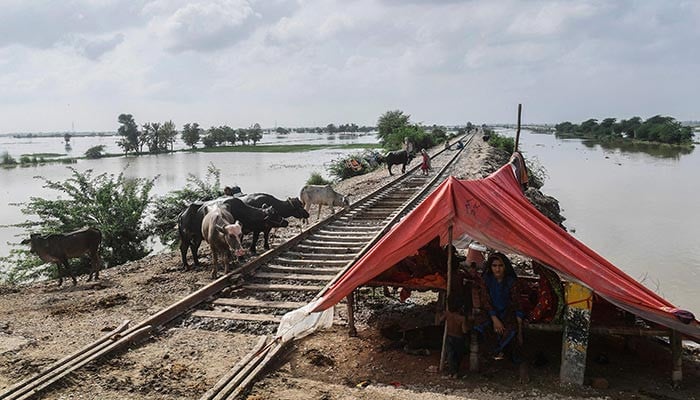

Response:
(581, 139), (694, 160)
(498, 128), (700, 314)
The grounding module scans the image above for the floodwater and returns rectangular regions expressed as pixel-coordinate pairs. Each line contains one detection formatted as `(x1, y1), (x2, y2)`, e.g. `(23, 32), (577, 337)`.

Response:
(0, 131), (377, 259)
(2, 129), (698, 315)
(499, 128), (700, 314)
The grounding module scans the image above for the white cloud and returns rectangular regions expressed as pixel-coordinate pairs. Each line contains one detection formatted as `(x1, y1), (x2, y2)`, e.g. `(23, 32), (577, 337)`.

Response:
(1, 0), (699, 133)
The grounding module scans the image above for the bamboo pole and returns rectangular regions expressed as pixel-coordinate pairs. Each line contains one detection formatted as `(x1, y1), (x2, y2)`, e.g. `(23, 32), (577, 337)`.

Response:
(514, 103), (522, 152)
(439, 226), (454, 373)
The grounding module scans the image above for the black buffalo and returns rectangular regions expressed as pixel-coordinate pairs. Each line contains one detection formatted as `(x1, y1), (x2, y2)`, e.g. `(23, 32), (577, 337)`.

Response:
(178, 197), (288, 269)
(384, 150), (414, 175)
(22, 227), (102, 286)
(238, 193), (309, 250)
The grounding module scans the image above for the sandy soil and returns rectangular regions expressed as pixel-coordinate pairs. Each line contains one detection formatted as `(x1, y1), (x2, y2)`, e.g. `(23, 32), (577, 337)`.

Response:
(1, 138), (698, 399)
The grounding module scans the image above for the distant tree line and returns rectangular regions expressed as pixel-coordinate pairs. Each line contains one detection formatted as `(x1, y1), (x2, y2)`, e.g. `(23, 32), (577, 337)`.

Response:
(554, 115), (694, 145)
(116, 114), (264, 155)
(283, 124), (375, 134)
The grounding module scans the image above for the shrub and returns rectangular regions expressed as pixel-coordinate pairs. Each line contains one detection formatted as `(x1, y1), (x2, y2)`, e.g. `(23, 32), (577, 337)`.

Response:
(85, 145), (106, 159)
(327, 151), (383, 181)
(307, 172), (331, 185)
(148, 163), (227, 246)
(1, 152), (17, 165)
(1, 167), (155, 283)
(487, 130), (515, 154)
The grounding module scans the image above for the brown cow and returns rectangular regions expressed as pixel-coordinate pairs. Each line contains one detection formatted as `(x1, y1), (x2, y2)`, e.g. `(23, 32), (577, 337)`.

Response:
(22, 227), (102, 286)
(201, 206), (244, 279)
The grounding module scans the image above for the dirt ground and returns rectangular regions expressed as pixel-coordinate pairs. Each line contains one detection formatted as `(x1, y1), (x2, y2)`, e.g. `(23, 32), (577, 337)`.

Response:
(1, 138), (698, 399)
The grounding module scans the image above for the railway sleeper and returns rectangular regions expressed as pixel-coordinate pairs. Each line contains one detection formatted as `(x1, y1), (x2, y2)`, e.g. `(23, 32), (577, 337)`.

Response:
(294, 244), (362, 254)
(306, 233), (371, 242)
(234, 288), (317, 303)
(261, 264), (344, 275)
(281, 251), (356, 261)
(275, 257), (351, 267)
(247, 276), (331, 288)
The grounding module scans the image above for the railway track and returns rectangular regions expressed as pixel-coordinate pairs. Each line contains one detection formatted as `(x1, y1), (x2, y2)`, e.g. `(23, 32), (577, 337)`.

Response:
(0, 134), (474, 400)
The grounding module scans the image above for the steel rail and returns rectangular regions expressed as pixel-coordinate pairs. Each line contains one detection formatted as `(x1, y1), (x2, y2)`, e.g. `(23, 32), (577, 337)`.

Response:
(1, 135), (473, 399)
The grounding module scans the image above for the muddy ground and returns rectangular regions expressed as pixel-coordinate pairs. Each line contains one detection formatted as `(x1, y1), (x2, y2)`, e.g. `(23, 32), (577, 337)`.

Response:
(1, 138), (698, 399)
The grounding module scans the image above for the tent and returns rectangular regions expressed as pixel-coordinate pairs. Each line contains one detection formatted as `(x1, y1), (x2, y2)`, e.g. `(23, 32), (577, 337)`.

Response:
(278, 158), (700, 342)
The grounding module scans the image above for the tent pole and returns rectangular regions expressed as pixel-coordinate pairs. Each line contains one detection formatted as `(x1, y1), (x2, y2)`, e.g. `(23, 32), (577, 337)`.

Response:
(560, 282), (592, 385)
(346, 291), (357, 337)
(515, 103), (522, 152)
(671, 330), (682, 387)
(439, 226), (454, 373)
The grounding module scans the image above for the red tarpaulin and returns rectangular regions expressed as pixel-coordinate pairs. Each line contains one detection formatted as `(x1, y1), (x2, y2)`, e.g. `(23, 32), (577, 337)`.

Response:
(310, 163), (700, 340)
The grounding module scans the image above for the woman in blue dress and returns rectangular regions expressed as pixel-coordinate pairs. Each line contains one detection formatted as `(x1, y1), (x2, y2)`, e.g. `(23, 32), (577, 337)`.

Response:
(475, 252), (525, 362)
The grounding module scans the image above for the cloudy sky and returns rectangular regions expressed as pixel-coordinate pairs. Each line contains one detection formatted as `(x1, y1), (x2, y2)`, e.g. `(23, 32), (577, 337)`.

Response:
(1, 0), (698, 133)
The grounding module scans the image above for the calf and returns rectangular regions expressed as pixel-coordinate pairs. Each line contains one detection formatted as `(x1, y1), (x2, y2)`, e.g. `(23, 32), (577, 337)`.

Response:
(239, 193), (309, 251)
(201, 206), (244, 279)
(299, 185), (350, 223)
(225, 197), (289, 254)
(22, 227), (102, 286)
(384, 149), (414, 175)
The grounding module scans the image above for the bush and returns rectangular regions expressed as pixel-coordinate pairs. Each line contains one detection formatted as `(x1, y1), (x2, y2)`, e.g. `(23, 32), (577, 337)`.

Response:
(1, 152), (17, 166)
(148, 163), (227, 246)
(307, 172), (331, 185)
(85, 145), (106, 159)
(19, 155), (32, 164)
(487, 130), (515, 154)
(327, 151), (383, 180)
(1, 167), (155, 283)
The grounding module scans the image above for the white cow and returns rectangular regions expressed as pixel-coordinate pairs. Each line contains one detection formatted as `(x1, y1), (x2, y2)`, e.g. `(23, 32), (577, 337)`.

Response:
(299, 185), (350, 223)
(201, 206), (244, 278)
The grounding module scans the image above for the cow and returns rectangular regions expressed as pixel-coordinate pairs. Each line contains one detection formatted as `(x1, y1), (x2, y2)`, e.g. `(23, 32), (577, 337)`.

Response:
(201, 206), (244, 278)
(21, 227), (102, 286)
(178, 197), (288, 268)
(239, 193), (309, 251)
(384, 149), (414, 175)
(299, 185), (350, 223)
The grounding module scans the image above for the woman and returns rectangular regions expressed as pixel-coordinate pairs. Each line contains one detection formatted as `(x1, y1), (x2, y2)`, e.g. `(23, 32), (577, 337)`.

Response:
(475, 252), (524, 362)
(420, 149), (431, 175)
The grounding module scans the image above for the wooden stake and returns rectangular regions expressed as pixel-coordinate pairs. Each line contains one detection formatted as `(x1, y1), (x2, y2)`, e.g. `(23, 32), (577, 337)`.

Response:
(671, 330), (683, 387)
(439, 226), (454, 373)
(515, 103), (522, 152)
(560, 282), (592, 385)
(346, 291), (357, 337)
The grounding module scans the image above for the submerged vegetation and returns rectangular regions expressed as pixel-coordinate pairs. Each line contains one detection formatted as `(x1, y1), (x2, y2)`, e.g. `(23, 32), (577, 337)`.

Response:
(555, 115), (694, 145)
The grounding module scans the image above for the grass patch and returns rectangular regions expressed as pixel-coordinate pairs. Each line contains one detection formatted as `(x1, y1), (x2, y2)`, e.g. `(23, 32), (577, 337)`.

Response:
(20, 153), (64, 157)
(196, 143), (380, 153)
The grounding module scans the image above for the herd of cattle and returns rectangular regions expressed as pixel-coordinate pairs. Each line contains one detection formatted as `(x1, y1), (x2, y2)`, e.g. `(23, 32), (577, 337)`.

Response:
(23, 184), (353, 283)
(22, 149), (420, 284)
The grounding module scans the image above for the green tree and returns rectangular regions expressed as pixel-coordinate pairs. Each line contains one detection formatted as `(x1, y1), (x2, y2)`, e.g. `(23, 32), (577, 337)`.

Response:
(181, 123), (202, 149)
(237, 128), (249, 145)
(142, 122), (160, 153)
(221, 125), (237, 146)
(377, 110), (411, 146)
(159, 120), (178, 152)
(250, 123), (263, 145)
(117, 114), (139, 155)
(85, 145), (106, 159)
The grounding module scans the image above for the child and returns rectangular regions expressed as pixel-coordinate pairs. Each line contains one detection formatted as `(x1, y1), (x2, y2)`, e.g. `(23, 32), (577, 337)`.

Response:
(439, 290), (469, 377)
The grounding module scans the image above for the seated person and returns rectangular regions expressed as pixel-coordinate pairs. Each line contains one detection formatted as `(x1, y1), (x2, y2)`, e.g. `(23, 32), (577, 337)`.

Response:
(474, 252), (525, 364)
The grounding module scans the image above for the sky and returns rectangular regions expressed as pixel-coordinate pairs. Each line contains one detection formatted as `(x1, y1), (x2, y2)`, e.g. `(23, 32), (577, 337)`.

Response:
(1, 0), (699, 133)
